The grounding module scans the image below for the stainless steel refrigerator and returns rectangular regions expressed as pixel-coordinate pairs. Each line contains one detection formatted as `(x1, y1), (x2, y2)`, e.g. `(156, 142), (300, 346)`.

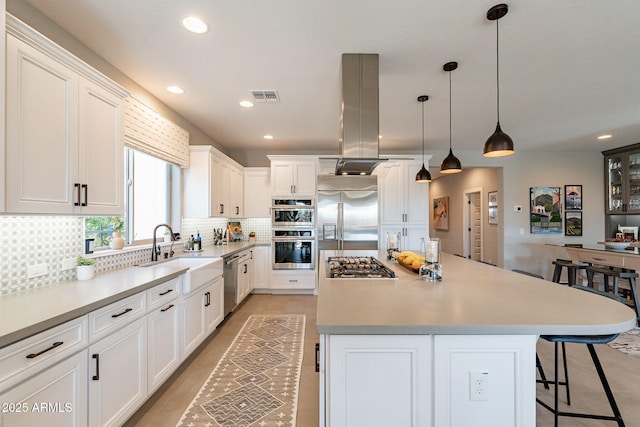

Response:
(317, 175), (378, 250)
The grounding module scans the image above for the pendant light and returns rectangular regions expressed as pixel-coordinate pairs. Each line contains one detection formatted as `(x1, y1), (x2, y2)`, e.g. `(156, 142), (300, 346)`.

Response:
(483, 3), (514, 157)
(416, 95), (432, 183)
(440, 61), (462, 173)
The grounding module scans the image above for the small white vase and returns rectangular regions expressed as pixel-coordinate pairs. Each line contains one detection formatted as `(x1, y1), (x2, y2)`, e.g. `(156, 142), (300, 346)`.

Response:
(108, 231), (125, 250)
(77, 264), (95, 281)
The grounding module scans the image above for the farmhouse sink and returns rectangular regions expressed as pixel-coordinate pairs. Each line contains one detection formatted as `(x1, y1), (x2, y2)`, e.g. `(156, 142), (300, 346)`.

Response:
(143, 257), (223, 295)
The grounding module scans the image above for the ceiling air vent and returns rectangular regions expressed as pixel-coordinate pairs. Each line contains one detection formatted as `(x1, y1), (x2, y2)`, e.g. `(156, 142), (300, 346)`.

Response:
(250, 90), (280, 103)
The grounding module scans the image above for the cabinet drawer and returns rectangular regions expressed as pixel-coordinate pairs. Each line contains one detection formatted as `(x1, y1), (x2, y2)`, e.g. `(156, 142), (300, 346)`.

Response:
(88, 292), (146, 343)
(271, 271), (316, 289)
(575, 250), (626, 268)
(0, 316), (88, 392)
(147, 277), (180, 311)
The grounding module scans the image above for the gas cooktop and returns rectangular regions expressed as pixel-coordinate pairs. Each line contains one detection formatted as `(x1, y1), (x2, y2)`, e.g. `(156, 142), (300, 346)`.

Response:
(326, 256), (396, 279)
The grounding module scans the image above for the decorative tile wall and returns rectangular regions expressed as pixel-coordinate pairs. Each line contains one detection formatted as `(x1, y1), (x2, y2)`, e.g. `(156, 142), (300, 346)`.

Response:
(0, 216), (272, 295)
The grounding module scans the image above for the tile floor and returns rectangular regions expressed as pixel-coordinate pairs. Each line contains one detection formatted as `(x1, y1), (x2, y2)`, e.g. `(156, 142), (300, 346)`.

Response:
(125, 294), (640, 426)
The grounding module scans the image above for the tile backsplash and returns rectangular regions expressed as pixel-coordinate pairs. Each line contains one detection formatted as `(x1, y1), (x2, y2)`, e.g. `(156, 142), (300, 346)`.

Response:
(0, 215), (271, 296)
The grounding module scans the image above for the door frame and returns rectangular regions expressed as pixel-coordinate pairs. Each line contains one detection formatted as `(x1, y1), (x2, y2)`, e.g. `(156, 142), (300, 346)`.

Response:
(463, 187), (483, 260)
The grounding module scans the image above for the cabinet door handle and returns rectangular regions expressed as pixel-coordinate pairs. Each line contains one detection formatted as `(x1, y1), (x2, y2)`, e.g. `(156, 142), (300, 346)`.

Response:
(111, 308), (133, 318)
(26, 341), (63, 359)
(74, 183), (81, 206)
(82, 184), (88, 206)
(250, 250), (253, 260)
(315, 343), (320, 372)
(290, 184), (294, 194)
(92, 354), (100, 381)
(244, 264), (248, 274)
(235, 206), (239, 215)
(205, 291), (211, 307)
(220, 204), (225, 214)
(159, 289), (173, 296)
(160, 304), (175, 312)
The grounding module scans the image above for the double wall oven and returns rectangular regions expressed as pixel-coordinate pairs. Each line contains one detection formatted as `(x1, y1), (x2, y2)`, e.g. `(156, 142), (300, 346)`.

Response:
(272, 198), (316, 270)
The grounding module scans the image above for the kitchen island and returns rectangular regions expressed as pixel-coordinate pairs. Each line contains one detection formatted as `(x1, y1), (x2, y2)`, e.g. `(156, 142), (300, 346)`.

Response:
(316, 250), (636, 427)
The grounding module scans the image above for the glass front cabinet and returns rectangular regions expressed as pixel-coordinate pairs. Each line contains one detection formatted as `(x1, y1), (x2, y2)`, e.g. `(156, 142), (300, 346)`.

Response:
(604, 144), (640, 214)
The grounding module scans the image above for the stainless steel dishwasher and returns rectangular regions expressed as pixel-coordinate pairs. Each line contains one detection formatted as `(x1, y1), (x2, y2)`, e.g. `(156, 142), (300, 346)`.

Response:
(223, 254), (241, 316)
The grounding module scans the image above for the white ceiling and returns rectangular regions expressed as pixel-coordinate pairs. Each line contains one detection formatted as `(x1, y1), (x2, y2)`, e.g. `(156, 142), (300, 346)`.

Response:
(19, 0), (640, 160)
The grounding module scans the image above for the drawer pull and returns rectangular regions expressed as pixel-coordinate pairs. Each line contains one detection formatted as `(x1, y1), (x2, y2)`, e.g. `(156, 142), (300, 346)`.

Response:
(159, 289), (173, 296)
(26, 341), (63, 359)
(92, 354), (100, 380)
(592, 257), (607, 261)
(161, 304), (175, 312)
(289, 279), (298, 283)
(111, 308), (133, 318)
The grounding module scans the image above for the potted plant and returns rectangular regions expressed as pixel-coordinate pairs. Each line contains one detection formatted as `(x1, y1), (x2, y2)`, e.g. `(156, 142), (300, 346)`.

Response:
(249, 231), (256, 242)
(76, 256), (96, 281)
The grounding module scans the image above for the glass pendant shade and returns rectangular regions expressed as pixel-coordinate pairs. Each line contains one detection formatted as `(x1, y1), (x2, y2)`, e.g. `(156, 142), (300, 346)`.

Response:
(483, 122), (514, 157)
(440, 148), (462, 173)
(416, 163), (432, 182)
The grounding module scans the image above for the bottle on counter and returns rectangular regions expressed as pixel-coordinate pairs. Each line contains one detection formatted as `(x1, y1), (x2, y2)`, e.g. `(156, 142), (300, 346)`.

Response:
(195, 231), (202, 250)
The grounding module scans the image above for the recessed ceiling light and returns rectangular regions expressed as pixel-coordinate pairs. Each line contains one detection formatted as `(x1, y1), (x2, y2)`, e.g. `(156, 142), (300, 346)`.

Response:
(597, 134), (612, 140)
(166, 86), (184, 94)
(182, 16), (209, 34)
(240, 100), (254, 108)
(263, 135), (274, 140)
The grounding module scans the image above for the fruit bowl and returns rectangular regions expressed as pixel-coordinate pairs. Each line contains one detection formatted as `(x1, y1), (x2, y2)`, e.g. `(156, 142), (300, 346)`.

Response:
(603, 241), (630, 249)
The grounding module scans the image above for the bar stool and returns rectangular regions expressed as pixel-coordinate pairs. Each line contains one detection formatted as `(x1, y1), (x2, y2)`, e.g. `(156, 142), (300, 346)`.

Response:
(537, 286), (627, 427)
(586, 266), (640, 325)
(552, 259), (589, 286)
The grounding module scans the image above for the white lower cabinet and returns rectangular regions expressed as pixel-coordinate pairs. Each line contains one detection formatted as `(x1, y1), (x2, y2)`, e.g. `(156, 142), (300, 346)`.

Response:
(320, 334), (431, 427)
(320, 334), (537, 427)
(271, 270), (316, 291)
(380, 224), (429, 252)
(181, 276), (224, 359)
(252, 246), (271, 290)
(237, 250), (254, 303)
(88, 316), (147, 427)
(0, 350), (88, 427)
(147, 299), (181, 394)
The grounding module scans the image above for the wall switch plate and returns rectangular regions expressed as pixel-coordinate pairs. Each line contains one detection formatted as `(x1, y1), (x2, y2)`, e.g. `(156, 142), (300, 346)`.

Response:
(27, 263), (49, 279)
(61, 258), (77, 271)
(469, 370), (489, 401)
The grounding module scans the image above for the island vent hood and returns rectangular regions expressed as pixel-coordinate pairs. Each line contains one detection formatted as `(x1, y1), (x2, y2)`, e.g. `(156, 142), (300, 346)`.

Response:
(334, 53), (387, 175)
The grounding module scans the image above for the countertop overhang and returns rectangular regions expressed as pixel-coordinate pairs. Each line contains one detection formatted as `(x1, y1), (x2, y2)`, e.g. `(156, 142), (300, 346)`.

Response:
(316, 250), (637, 335)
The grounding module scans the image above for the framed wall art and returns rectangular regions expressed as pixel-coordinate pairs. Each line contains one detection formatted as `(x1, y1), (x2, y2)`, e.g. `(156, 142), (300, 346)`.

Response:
(488, 191), (498, 224)
(564, 211), (582, 236)
(433, 197), (449, 230)
(530, 187), (562, 234)
(564, 185), (582, 210)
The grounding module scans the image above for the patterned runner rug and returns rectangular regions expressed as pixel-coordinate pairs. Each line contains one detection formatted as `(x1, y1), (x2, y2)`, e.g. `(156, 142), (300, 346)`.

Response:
(608, 327), (640, 355)
(177, 314), (306, 427)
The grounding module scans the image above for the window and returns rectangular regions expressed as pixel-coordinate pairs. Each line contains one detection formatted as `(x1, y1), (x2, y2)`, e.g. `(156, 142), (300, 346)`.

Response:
(85, 148), (176, 249)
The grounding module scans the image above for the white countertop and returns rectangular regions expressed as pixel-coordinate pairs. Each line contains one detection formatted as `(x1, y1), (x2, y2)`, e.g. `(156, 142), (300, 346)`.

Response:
(316, 250), (637, 335)
(0, 242), (268, 349)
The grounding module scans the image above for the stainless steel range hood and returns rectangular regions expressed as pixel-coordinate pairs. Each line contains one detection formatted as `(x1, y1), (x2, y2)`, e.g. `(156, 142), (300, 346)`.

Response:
(334, 53), (387, 175)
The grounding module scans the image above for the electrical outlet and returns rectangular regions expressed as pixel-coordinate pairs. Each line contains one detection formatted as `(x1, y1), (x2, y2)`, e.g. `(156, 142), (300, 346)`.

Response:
(27, 263), (49, 279)
(469, 370), (489, 401)
(61, 258), (77, 271)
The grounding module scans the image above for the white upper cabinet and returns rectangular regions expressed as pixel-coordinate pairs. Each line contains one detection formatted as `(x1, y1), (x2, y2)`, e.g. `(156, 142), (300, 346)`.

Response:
(244, 167), (271, 217)
(269, 157), (317, 197)
(378, 159), (429, 224)
(184, 145), (244, 218)
(5, 18), (128, 215)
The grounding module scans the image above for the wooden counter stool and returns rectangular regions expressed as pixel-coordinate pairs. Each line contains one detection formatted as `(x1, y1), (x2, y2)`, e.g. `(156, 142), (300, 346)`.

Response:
(586, 266), (640, 325)
(552, 259), (589, 286)
(537, 286), (627, 427)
